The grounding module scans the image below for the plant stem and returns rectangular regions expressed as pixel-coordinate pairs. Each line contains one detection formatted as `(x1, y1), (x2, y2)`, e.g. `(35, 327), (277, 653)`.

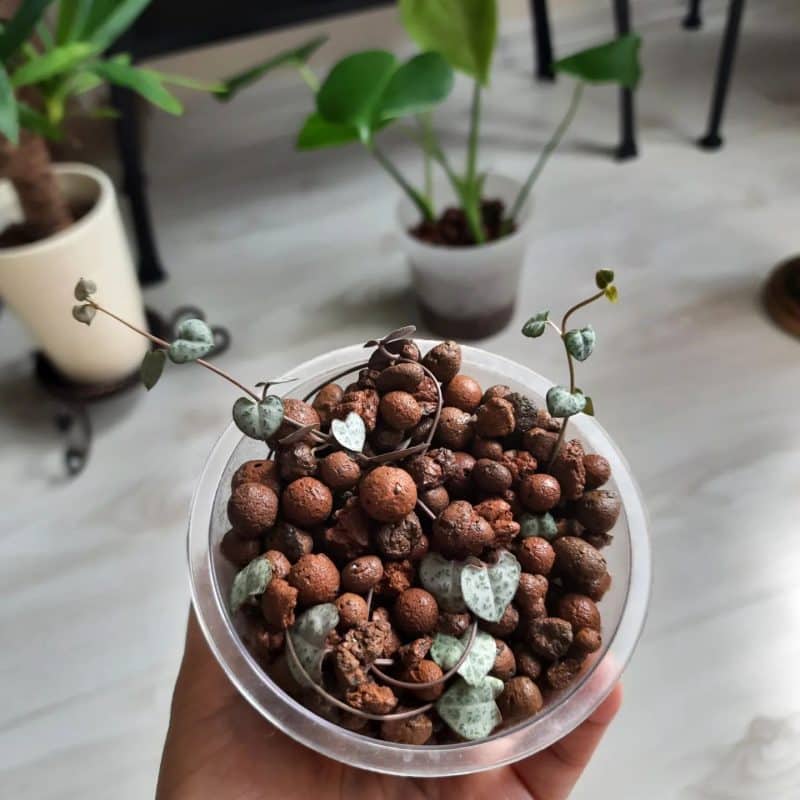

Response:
(369, 142), (435, 221)
(561, 289), (604, 332)
(462, 80), (486, 244)
(507, 81), (584, 227)
(417, 112), (435, 205)
(297, 64), (320, 93)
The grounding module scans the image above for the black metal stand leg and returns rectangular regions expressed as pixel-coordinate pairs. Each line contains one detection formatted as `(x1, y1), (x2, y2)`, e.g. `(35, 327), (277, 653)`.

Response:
(613, 0), (637, 160)
(110, 85), (167, 286)
(684, 0), (703, 29)
(699, 0), (746, 150)
(530, 0), (555, 81)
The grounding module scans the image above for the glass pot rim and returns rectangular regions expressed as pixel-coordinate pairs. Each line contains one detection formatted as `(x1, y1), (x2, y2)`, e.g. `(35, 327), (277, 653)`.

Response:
(187, 340), (652, 777)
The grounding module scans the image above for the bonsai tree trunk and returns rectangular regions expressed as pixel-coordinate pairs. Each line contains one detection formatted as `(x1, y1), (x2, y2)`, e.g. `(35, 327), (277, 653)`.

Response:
(0, 130), (74, 241)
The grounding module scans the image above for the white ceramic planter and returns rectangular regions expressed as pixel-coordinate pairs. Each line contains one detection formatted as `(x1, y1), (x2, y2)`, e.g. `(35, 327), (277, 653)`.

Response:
(0, 162), (148, 384)
(396, 173), (533, 339)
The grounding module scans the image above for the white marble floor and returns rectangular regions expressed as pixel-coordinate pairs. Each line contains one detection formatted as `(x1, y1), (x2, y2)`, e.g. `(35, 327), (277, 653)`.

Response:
(2, 1), (800, 797)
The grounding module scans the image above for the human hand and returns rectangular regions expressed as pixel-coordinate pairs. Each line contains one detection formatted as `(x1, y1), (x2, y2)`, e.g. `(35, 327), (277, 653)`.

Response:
(156, 611), (622, 800)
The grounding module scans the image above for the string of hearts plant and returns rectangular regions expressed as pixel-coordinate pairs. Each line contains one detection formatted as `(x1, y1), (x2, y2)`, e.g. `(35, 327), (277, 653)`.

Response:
(522, 269), (619, 468)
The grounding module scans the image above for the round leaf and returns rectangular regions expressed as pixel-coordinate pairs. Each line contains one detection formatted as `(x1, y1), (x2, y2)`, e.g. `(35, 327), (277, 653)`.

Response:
(595, 269), (615, 289)
(297, 111), (360, 150)
(140, 349), (166, 390)
(436, 676), (503, 740)
(330, 412), (366, 452)
(430, 629), (497, 686)
(167, 318), (214, 363)
(73, 277), (97, 301)
(522, 310), (549, 338)
(460, 550), (521, 623)
(563, 325), (596, 362)
(287, 603), (339, 686)
(546, 385), (587, 418)
(72, 304), (96, 325)
(232, 395), (284, 441)
(554, 34), (642, 89)
(376, 51), (454, 122)
(519, 512), (558, 541)
(419, 553), (465, 612)
(229, 556), (272, 614)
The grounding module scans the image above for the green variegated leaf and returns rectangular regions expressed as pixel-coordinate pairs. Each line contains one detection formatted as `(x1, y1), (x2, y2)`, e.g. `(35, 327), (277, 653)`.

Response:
(232, 395), (284, 441)
(430, 629), (496, 686)
(419, 553), (465, 612)
(330, 412), (366, 452)
(436, 676), (503, 740)
(229, 556), (272, 614)
(167, 318), (213, 363)
(518, 512), (558, 541)
(287, 603), (339, 686)
(522, 310), (549, 338)
(460, 550), (521, 623)
(563, 325), (596, 362)
(546, 385), (587, 418)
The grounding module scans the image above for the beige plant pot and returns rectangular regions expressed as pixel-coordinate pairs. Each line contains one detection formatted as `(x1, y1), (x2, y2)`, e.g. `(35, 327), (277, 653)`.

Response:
(0, 162), (148, 384)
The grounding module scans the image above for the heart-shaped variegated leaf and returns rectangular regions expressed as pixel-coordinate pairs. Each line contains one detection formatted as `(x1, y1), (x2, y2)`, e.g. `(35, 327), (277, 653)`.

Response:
(430, 629), (497, 686)
(546, 385), (587, 418)
(229, 556), (272, 614)
(436, 676), (503, 740)
(330, 411), (366, 452)
(287, 603), (339, 686)
(460, 550), (521, 623)
(563, 325), (596, 362)
(73, 278), (97, 301)
(518, 512), (558, 541)
(232, 395), (284, 440)
(167, 318), (214, 363)
(72, 304), (96, 325)
(140, 350), (166, 390)
(522, 310), (549, 338)
(420, 553), (465, 612)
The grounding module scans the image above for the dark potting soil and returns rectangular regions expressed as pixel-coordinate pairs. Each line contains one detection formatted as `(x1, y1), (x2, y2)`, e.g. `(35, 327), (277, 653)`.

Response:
(0, 201), (92, 249)
(410, 198), (516, 247)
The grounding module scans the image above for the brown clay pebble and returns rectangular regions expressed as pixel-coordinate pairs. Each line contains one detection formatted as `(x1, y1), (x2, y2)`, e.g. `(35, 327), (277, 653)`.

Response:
(475, 397), (516, 438)
(558, 593), (601, 631)
(375, 512), (423, 560)
(481, 384), (511, 403)
(472, 459), (513, 494)
(227, 482), (279, 538)
(513, 646), (543, 681)
(546, 439), (586, 501)
(501, 450), (538, 484)
(220, 529), (261, 567)
(377, 559), (414, 598)
(341, 555), (384, 593)
(572, 627), (602, 654)
(346, 683), (398, 715)
(497, 676), (543, 721)
(421, 486), (450, 516)
(491, 639), (517, 680)
(405, 455), (444, 491)
(380, 391), (422, 431)
(438, 612), (472, 637)
(380, 711), (433, 745)
(444, 375), (483, 412)
(336, 593), (370, 630)
(552, 537), (608, 591)
(287, 553), (340, 606)
(515, 573), (548, 618)
(432, 500), (494, 558)
(408, 416), (435, 445)
(318, 451), (361, 491)
(260, 578), (298, 631)
(519, 473), (561, 513)
(445, 451), (476, 500)
(422, 340), (462, 382)
(516, 537), (556, 576)
(273, 398), (320, 442)
(546, 658), (586, 690)
(585, 571), (612, 602)
(368, 338), (420, 370)
(472, 437), (504, 461)
(402, 659), (445, 701)
(376, 362), (425, 393)
(522, 427), (559, 463)
(572, 489), (622, 534)
(398, 636), (433, 667)
(526, 617), (573, 660)
(359, 466), (418, 523)
(231, 459), (281, 493)
(394, 588), (439, 636)
(435, 407), (474, 450)
(281, 477), (333, 528)
(277, 442), (317, 482)
(263, 549), (291, 580)
(312, 383), (344, 425)
(324, 498), (370, 561)
(583, 454), (612, 490)
(473, 498), (520, 547)
(370, 424), (405, 453)
(481, 603), (519, 638)
(265, 522), (313, 563)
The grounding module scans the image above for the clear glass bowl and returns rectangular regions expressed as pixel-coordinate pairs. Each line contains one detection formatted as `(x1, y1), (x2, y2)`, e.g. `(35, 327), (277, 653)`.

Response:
(188, 340), (651, 777)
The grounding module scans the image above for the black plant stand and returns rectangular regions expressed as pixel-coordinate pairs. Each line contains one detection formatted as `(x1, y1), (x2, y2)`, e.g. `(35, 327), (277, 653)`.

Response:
(698, 0), (747, 150)
(683, 0), (703, 30)
(528, 0), (638, 160)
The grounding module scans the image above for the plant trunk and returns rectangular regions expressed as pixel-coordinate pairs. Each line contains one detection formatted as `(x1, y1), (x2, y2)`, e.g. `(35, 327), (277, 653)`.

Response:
(0, 131), (74, 241)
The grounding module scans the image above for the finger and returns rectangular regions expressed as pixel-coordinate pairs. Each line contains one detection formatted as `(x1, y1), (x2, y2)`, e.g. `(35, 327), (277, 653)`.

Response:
(512, 684), (623, 800)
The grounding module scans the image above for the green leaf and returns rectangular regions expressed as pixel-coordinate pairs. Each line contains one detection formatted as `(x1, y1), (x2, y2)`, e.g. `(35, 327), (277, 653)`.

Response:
(0, 0), (55, 60)
(232, 395), (285, 441)
(399, 0), (497, 85)
(86, 0), (151, 50)
(140, 349), (166, 391)
(287, 603), (339, 686)
(91, 59), (183, 115)
(419, 553), (465, 612)
(316, 50), (397, 141)
(11, 42), (98, 87)
(167, 318), (214, 363)
(554, 34), (642, 89)
(604, 285), (619, 303)
(18, 101), (61, 138)
(563, 325), (596, 362)
(35, 20), (54, 50)
(583, 396), (595, 416)
(460, 551), (521, 623)
(436, 676), (503, 740)
(376, 51), (453, 121)
(518, 513), (558, 541)
(0, 66), (19, 144)
(157, 72), (225, 93)
(216, 35), (327, 101)
(522, 310), (549, 338)
(430, 629), (497, 686)
(595, 268), (615, 289)
(546, 385), (587, 418)
(296, 111), (359, 150)
(330, 411), (366, 452)
(229, 556), (273, 614)
(56, 0), (92, 44)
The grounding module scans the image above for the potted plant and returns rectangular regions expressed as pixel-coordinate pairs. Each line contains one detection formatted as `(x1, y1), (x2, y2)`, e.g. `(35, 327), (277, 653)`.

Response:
(295, 0), (641, 339)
